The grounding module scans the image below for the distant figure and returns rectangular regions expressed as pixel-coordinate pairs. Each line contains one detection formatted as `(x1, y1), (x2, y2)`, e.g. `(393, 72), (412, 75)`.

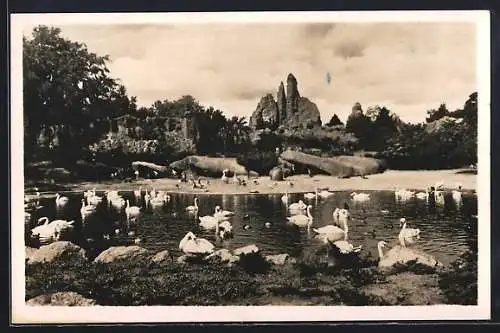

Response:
(326, 72), (332, 85)
(134, 170), (139, 180)
(307, 168), (313, 177)
(180, 171), (187, 183)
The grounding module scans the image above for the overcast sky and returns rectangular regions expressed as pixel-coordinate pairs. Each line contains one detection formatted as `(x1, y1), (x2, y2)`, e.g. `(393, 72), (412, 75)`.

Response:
(24, 22), (476, 124)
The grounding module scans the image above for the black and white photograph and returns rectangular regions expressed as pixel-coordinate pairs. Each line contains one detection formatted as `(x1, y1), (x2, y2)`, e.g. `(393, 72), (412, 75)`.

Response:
(10, 11), (490, 323)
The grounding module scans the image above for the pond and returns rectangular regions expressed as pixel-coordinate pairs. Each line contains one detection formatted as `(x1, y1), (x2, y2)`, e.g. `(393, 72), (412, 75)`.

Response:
(25, 190), (477, 265)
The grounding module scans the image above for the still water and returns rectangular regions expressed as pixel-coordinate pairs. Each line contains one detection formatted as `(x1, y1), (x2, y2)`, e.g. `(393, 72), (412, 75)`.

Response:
(26, 190), (477, 265)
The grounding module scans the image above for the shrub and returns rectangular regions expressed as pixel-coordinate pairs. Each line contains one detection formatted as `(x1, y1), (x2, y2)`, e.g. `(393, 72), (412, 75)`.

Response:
(237, 150), (278, 175)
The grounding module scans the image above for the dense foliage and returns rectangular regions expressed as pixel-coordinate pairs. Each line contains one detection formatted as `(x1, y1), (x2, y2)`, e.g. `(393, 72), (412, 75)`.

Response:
(23, 26), (137, 163)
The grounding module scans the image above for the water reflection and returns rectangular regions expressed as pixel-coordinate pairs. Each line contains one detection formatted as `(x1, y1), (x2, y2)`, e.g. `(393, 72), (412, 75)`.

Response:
(25, 190), (477, 265)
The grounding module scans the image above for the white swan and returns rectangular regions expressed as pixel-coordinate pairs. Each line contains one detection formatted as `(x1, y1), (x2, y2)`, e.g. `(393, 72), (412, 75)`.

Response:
(109, 196), (126, 210)
(317, 189), (334, 199)
(313, 211), (349, 242)
(377, 241), (443, 268)
(185, 197), (199, 212)
(434, 189), (445, 207)
(87, 193), (103, 205)
(80, 199), (96, 216)
(55, 193), (69, 206)
(286, 205), (313, 228)
(452, 183), (463, 205)
(199, 214), (220, 230)
(332, 207), (351, 228)
(350, 192), (370, 202)
(434, 181), (444, 190)
(134, 187), (142, 199)
(304, 189), (317, 200)
(214, 206), (234, 217)
(149, 195), (166, 207)
(281, 190), (289, 205)
(179, 232), (215, 255)
(288, 200), (307, 211)
(218, 220), (233, 239)
(125, 200), (141, 217)
(329, 239), (362, 254)
(415, 189), (430, 200)
(30, 218), (59, 244)
(398, 218), (421, 247)
(395, 188), (415, 201)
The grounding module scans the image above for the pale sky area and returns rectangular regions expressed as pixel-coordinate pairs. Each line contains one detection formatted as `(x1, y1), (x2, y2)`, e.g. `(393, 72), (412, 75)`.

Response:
(23, 22), (477, 124)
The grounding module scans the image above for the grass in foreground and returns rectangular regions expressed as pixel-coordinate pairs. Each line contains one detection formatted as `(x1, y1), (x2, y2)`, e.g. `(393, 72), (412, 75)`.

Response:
(25, 249), (477, 306)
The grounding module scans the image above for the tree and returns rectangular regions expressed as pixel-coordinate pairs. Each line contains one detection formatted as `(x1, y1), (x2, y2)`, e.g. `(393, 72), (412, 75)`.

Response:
(23, 25), (136, 162)
(326, 114), (344, 127)
(345, 113), (372, 150)
(426, 103), (450, 123)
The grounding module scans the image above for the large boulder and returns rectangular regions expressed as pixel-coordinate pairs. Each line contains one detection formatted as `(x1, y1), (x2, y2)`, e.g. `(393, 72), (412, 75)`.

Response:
(205, 249), (240, 265)
(169, 155), (252, 177)
(285, 97), (322, 128)
(26, 292), (96, 306)
(280, 150), (386, 177)
(150, 249), (173, 266)
(269, 167), (284, 181)
(26, 241), (86, 265)
(249, 93), (279, 130)
(94, 246), (149, 264)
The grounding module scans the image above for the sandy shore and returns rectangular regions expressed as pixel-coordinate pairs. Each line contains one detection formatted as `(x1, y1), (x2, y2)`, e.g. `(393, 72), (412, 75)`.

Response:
(25, 169), (477, 197)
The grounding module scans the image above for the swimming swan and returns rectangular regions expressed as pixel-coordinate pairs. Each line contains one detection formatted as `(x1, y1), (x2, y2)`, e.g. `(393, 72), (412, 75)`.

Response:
(377, 241), (443, 268)
(214, 206), (234, 217)
(185, 197), (199, 212)
(398, 218), (421, 247)
(125, 200), (141, 217)
(281, 190), (289, 205)
(179, 232), (215, 255)
(415, 189), (430, 200)
(350, 192), (370, 202)
(312, 212), (349, 242)
(55, 193), (69, 206)
(452, 183), (463, 205)
(286, 205), (313, 228)
(328, 239), (362, 254)
(317, 190), (334, 199)
(332, 207), (351, 228)
(80, 199), (97, 216)
(304, 189), (318, 200)
(395, 188), (415, 201)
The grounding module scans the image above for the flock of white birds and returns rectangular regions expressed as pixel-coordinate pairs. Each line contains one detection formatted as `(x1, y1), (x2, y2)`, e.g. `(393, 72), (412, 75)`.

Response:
(25, 181), (469, 269)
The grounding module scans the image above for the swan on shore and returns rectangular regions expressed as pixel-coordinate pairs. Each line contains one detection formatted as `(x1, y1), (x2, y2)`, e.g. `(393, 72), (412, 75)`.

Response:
(286, 204), (313, 228)
(398, 218), (421, 247)
(185, 197), (199, 212)
(350, 192), (370, 202)
(179, 231), (215, 255)
(377, 241), (443, 268)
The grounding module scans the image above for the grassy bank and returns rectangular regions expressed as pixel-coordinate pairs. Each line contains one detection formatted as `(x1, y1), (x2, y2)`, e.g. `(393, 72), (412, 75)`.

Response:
(25, 250), (477, 306)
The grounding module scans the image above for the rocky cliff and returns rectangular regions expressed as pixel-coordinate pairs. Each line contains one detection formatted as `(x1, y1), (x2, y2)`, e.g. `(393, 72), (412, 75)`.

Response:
(249, 74), (322, 130)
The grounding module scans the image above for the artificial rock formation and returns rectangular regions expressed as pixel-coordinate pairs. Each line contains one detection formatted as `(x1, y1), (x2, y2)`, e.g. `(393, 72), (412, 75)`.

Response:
(249, 74), (322, 130)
